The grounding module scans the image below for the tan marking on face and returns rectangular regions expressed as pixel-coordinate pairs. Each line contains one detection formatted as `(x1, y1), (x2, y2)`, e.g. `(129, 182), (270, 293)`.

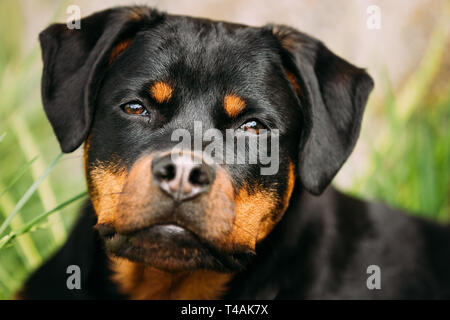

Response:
(109, 39), (132, 64)
(110, 257), (232, 299)
(256, 160), (296, 241)
(285, 71), (302, 95)
(224, 94), (246, 117)
(202, 168), (235, 241)
(87, 159), (128, 225)
(223, 186), (277, 251)
(150, 81), (173, 103)
(112, 155), (158, 233)
(222, 161), (296, 249)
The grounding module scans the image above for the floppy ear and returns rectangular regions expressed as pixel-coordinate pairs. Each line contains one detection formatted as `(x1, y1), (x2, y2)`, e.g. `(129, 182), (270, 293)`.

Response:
(271, 25), (374, 195)
(39, 6), (163, 152)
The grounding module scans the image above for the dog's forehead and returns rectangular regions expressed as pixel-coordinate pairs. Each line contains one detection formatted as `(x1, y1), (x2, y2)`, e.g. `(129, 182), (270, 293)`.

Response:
(115, 16), (280, 88)
(153, 15), (268, 53)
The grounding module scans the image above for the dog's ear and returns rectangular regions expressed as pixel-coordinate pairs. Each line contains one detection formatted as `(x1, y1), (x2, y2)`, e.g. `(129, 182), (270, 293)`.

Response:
(271, 25), (374, 195)
(39, 6), (163, 152)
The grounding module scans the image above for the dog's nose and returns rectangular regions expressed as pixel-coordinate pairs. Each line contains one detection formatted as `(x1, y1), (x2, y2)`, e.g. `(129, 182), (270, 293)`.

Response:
(152, 153), (215, 201)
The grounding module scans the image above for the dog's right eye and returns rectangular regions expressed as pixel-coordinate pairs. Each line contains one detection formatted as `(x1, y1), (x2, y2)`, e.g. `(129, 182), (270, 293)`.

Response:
(238, 120), (266, 134)
(121, 103), (149, 116)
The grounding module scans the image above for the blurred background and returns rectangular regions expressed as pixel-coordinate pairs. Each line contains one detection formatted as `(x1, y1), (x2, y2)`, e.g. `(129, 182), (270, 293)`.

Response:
(0, 0), (448, 299)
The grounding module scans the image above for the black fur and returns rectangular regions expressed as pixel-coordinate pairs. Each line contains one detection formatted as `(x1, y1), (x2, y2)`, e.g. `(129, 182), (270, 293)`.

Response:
(20, 6), (450, 299)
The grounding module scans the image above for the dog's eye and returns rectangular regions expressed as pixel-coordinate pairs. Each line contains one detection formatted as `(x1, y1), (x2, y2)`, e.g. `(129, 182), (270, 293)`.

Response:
(238, 120), (266, 134)
(121, 103), (149, 116)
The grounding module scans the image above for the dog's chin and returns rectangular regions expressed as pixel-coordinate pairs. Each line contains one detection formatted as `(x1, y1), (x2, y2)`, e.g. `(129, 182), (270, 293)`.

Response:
(102, 224), (249, 272)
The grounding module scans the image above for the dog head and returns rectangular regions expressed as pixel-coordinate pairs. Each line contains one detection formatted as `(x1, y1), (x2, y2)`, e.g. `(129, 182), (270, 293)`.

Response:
(39, 6), (373, 272)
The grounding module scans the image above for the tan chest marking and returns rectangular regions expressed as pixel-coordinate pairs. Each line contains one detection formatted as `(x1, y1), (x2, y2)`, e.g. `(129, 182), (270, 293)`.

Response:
(111, 257), (232, 300)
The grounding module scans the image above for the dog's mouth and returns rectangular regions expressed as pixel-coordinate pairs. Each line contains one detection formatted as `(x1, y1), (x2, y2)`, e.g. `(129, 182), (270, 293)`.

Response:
(97, 223), (252, 272)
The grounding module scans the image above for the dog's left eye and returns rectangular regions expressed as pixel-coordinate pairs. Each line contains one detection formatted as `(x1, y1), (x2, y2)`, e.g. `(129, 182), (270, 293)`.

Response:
(121, 103), (149, 116)
(238, 120), (266, 134)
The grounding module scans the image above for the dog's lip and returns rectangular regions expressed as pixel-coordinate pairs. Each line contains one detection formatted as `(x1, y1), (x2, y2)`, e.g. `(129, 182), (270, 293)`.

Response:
(97, 222), (198, 239)
(129, 223), (202, 247)
(98, 223), (251, 271)
(99, 222), (204, 251)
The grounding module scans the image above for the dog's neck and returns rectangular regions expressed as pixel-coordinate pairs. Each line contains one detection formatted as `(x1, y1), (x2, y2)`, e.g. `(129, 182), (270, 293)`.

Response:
(110, 257), (232, 299)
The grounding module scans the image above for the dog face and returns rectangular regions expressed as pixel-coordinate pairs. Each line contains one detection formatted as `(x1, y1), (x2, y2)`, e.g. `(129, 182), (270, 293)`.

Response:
(39, 7), (373, 272)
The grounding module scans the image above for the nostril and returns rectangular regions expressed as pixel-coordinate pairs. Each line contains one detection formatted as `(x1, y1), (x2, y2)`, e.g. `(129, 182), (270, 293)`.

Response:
(188, 166), (210, 186)
(155, 163), (176, 181)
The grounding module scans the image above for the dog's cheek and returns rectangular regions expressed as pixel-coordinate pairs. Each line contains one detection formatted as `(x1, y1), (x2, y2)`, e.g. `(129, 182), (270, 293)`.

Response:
(225, 161), (296, 250)
(256, 161), (295, 241)
(201, 168), (236, 241)
(114, 155), (165, 232)
(234, 186), (278, 250)
(87, 164), (128, 225)
(277, 161), (296, 223)
(84, 143), (128, 225)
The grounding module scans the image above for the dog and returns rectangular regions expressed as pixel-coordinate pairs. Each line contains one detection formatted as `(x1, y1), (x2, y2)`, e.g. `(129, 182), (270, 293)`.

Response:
(18, 6), (450, 299)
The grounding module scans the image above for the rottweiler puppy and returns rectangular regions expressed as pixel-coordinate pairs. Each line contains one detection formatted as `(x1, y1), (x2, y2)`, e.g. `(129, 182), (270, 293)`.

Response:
(19, 6), (450, 299)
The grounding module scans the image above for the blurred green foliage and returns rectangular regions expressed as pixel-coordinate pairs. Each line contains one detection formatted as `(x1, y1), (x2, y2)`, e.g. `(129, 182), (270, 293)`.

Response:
(349, 13), (450, 222)
(0, 1), (448, 300)
(0, 1), (86, 299)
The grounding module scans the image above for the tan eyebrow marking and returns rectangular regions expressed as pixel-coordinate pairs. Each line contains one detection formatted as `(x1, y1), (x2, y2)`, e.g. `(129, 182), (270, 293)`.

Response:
(109, 39), (132, 64)
(224, 94), (246, 117)
(150, 81), (174, 103)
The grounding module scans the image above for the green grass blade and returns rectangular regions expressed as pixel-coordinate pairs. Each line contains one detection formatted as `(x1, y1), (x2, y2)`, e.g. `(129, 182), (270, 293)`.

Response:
(0, 132), (5, 143)
(0, 156), (38, 199)
(10, 116), (66, 244)
(0, 153), (62, 237)
(0, 187), (42, 268)
(0, 190), (87, 250)
(0, 265), (19, 295)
